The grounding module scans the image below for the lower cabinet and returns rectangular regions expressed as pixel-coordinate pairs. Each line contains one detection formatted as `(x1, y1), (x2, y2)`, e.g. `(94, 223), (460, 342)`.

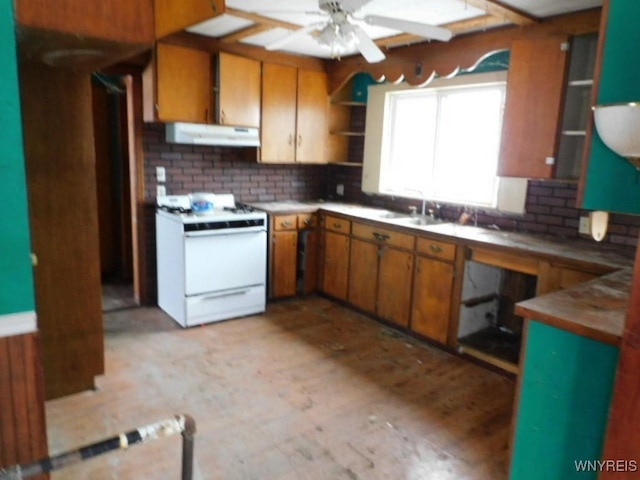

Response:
(321, 216), (351, 300)
(269, 213), (318, 299)
(412, 256), (455, 344)
(410, 237), (457, 344)
(378, 247), (414, 327)
(348, 222), (415, 327)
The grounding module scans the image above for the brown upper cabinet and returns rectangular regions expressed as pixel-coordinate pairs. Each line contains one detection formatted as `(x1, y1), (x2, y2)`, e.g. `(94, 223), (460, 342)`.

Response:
(144, 43), (213, 123)
(216, 52), (261, 128)
(261, 64), (329, 163)
(154, 0), (225, 38)
(498, 35), (570, 178)
(144, 46), (261, 126)
(14, 0), (154, 44)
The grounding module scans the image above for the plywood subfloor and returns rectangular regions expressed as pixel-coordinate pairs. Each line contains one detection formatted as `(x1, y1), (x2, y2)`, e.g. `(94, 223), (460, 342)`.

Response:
(46, 297), (515, 479)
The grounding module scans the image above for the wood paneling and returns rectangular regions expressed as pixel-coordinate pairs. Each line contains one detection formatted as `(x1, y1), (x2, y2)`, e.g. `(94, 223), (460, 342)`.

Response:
(20, 61), (104, 400)
(15, 0), (153, 44)
(0, 333), (48, 479)
(155, 0), (224, 38)
(602, 238), (640, 473)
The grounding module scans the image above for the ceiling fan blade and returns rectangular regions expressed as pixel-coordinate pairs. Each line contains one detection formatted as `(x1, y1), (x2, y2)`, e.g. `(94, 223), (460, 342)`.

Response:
(340, 0), (374, 13)
(265, 22), (324, 51)
(353, 25), (385, 63)
(364, 14), (453, 42)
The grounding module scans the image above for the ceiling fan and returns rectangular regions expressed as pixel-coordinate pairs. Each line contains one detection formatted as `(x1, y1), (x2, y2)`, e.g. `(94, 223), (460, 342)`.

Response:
(264, 0), (453, 63)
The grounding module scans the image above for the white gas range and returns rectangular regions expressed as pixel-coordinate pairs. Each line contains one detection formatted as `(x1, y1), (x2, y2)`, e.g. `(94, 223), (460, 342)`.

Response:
(155, 194), (267, 328)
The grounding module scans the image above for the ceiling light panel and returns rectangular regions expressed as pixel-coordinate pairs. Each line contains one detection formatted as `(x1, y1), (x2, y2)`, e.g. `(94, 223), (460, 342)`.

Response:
(187, 13), (254, 37)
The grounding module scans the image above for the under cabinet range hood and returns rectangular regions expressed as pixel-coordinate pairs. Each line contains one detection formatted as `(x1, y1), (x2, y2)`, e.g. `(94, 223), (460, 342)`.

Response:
(165, 122), (260, 147)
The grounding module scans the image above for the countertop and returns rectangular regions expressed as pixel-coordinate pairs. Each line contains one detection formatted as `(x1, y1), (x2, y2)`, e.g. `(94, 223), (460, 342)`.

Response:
(250, 200), (636, 345)
(515, 268), (632, 346)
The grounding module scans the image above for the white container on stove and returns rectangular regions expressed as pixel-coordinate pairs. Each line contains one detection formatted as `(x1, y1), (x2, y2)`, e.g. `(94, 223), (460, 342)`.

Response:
(189, 192), (215, 215)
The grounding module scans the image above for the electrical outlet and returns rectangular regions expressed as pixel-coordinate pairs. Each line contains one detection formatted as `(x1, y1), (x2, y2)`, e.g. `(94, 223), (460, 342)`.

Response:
(156, 166), (166, 183)
(336, 184), (344, 196)
(157, 185), (166, 197)
(579, 216), (590, 235)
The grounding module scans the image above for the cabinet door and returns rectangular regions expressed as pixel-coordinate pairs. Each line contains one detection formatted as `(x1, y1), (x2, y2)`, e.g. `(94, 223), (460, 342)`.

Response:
(498, 35), (569, 178)
(272, 231), (298, 298)
(303, 228), (319, 295)
(155, 43), (212, 123)
(411, 256), (454, 344)
(322, 231), (350, 300)
(217, 52), (261, 128)
(155, 0), (225, 38)
(348, 238), (379, 313)
(377, 248), (414, 327)
(296, 69), (329, 163)
(261, 63), (297, 163)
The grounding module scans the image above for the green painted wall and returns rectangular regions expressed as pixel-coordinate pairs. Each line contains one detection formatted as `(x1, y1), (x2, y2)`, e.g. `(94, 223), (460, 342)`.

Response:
(0, 0), (35, 316)
(510, 321), (618, 479)
(582, 0), (640, 214)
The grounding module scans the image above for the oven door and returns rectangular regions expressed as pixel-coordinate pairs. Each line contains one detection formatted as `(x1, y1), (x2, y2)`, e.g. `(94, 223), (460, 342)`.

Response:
(183, 229), (267, 296)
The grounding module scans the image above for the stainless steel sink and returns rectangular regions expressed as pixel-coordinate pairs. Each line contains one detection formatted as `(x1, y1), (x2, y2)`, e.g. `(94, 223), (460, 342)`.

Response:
(378, 212), (408, 219)
(395, 215), (442, 226)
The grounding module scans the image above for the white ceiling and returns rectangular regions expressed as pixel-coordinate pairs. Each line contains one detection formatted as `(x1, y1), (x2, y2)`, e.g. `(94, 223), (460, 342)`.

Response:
(187, 0), (602, 59)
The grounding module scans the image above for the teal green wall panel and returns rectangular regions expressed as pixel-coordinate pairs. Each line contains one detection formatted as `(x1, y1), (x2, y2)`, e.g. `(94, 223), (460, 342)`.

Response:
(582, 0), (640, 214)
(0, 0), (35, 316)
(510, 321), (618, 479)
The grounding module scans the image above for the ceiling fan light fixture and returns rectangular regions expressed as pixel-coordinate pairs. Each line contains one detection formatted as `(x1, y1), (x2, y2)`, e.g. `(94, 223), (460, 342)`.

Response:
(316, 21), (357, 56)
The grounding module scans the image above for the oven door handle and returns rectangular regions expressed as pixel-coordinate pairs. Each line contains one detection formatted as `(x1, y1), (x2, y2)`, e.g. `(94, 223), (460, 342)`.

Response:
(184, 228), (266, 238)
(200, 290), (250, 301)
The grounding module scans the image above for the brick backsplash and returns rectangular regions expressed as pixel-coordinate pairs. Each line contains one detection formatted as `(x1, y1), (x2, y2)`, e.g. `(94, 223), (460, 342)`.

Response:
(326, 164), (640, 247)
(143, 123), (327, 202)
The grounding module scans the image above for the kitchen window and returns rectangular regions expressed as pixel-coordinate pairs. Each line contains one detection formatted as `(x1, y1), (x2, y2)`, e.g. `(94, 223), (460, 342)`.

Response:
(362, 71), (527, 213)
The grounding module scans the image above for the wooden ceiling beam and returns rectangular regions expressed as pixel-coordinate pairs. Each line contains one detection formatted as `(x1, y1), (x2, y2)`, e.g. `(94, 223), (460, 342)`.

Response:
(221, 24), (272, 43)
(225, 8), (304, 31)
(463, 0), (537, 26)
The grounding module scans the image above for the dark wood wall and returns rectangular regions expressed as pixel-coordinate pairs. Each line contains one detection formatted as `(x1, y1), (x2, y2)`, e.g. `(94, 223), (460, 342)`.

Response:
(0, 332), (48, 479)
(20, 62), (104, 400)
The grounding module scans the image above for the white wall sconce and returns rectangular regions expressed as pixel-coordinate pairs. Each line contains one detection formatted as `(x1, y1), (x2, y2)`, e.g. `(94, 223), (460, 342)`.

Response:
(592, 102), (640, 169)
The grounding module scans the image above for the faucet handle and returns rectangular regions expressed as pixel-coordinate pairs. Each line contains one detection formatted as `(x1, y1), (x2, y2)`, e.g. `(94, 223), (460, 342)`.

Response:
(408, 206), (418, 216)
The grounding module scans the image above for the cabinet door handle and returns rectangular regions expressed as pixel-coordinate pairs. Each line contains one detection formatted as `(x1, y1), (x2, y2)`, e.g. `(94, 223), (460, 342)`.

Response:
(430, 244), (443, 253)
(204, 108), (209, 122)
(208, 0), (218, 13)
(221, 109), (226, 124)
(288, 134), (293, 145)
(297, 135), (302, 147)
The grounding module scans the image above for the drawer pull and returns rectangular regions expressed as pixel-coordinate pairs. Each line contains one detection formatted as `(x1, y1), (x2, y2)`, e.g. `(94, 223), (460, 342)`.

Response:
(303, 219), (311, 226)
(333, 223), (341, 229)
(429, 244), (443, 253)
(281, 221), (291, 227)
(373, 232), (390, 241)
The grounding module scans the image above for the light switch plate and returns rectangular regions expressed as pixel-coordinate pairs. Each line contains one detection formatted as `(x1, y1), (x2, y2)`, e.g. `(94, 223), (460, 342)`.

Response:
(157, 185), (166, 197)
(336, 184), (344, 196)
(156, 166), (166, 183)
(579, 216), (590, 234)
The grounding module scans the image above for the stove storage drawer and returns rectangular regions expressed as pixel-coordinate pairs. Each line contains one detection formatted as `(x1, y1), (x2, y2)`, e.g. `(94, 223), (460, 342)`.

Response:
(185, 285), (266, 327)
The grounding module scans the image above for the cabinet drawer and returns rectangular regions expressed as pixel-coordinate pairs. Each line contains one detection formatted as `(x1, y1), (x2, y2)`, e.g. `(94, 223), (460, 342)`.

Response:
(325, 215), (351, 234)
(298, 213), (317, 229)
(415, 237), (456, 262)
(352, 223), (414, 250)
(273, 215), (298, 231)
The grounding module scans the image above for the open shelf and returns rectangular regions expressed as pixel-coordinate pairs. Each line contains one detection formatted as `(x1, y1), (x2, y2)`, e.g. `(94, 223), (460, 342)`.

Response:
(331, 131), (365, 136)
(458, 327), (521, 374)
(332, 101), (366, 107)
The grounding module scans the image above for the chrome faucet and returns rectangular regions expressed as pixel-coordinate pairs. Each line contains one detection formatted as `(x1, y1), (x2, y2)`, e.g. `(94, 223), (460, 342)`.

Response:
(403, 188), (427, 215)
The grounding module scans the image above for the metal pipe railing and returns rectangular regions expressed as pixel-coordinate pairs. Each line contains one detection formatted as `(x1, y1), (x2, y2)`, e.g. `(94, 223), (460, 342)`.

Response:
(0, 414), (196, 480)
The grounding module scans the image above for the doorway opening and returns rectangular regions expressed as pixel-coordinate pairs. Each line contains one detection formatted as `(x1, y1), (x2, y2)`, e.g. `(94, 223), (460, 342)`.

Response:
(92, 74), (137, 312)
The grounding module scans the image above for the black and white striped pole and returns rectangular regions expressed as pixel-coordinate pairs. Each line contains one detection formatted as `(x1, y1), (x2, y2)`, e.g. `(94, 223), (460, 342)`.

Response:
(0, 414), (196, 480)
